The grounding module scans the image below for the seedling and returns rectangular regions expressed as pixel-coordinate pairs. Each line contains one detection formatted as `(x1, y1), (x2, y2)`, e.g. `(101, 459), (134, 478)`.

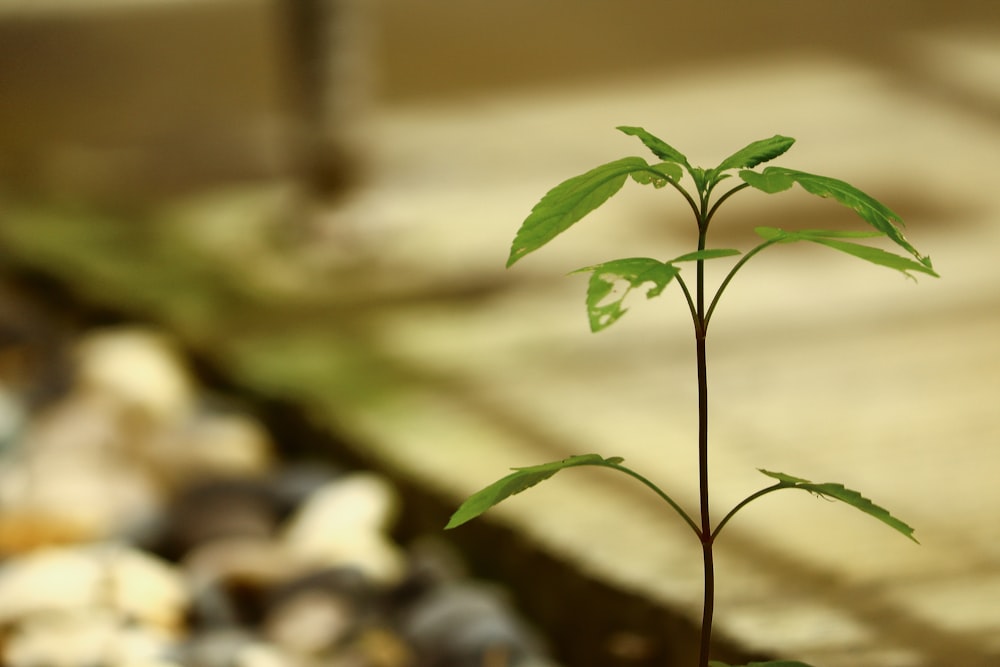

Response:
(445, 127), (937, 667)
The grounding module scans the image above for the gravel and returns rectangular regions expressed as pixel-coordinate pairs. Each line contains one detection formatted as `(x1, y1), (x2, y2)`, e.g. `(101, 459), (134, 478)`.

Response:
(0, 291), (554, 667)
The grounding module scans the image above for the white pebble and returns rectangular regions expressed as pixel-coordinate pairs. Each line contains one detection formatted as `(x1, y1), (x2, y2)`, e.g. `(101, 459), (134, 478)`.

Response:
(0, 544), (188, 632)
(74, 327), (194, 423)
(2, 608), (176, 667)
(146, 410), (275, 487)
(281, 473), (405, 584)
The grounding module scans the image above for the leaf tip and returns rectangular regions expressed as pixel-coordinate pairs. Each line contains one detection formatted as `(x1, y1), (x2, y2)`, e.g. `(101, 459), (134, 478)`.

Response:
(506, 245), (527, 268)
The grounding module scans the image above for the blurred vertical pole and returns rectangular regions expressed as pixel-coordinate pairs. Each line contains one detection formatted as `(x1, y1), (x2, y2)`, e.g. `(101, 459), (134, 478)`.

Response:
(278, 0), (372, 206)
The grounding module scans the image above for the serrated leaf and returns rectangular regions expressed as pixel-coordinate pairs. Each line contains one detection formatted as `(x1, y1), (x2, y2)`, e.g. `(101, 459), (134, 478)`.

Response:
(715, 135), (796, 172)
(759, 470), (810, 485)
(508, 157), (650, 267)
(630, 161), (683, 188)
(617, 126), (690, 167)
(670, 248), (742, 262)
(758, 469), (918, 542)
(754, 227), (939, 278)
(445, 454), (624, 529)
(571, 257), (680, 331)
(810, 238), (938, 277)
(738, 167), (934, 273)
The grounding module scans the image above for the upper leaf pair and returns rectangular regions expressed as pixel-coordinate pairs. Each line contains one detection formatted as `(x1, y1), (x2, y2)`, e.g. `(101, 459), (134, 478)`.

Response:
(618, 126), (795, 174)
(507, 128), (796, 267)
(507, 126), (935, 279)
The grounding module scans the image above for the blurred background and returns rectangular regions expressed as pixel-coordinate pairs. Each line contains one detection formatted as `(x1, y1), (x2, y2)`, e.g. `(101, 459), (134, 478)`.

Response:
(3, 1), (997, 202)
(1, 1), (999, 666)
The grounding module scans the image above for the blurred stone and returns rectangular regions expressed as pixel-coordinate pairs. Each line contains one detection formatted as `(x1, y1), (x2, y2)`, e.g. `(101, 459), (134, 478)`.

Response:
(145, 409), (276, 490)
(0, 315), (551, 667)
(263, 585), (355, 655)
(183, 537), (292, 628)
(177, 628), (298, 667)
(281, 473), (405, 585)
(0, 513), (93, 555)
(0, 544), (189, 633)
(2, 608), (179, 667)
(157, 479), (278, 558)
(73, 327), (195, 425)
(393, 537), (469, 602)
(0, 545), (106, 623)
(187, 575), (247, 629)
(237, 641), (300, 667)
(0, 392), (164, 553)
(104, 544), (190, 632)
(261, 568), (414, 667)
(0, 385), (27, 452)
(261, 567), (377, 656)
(268, 462), (343, 519)
(346, 626), (414, 667)
(0, 466), (161, 553)
(399, 583), (545, 667)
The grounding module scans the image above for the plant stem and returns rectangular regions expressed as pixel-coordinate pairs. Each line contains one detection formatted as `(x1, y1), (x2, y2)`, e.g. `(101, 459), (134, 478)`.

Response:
(712, 483), (783, 541)
(674, 274), (699, 334)
(700, 534), (715, 667)
(696, 321), (715, 667)
(694, 202), (778, 666)
(705, 239), (778, 329)
(695, 201), (714, 667)
(665, 173), (702, 220)
(608, 461), (701, 537)
(704, 182), (750, 228)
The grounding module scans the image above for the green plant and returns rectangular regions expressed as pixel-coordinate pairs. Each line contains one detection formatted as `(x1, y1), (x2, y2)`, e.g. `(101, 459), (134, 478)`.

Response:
(445, 127), (937, 667)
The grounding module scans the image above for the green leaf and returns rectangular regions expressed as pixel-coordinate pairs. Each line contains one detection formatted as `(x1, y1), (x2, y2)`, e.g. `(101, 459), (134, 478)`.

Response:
(670, 248), (742, 263)
(738, 167), (934, 273)
(755, 227), (883, 240)
(630, 161), (684, 188)
(617, 126), (691, 167)
(754, 227), (939, 278)
(445, 454), (624, 529)
(689, 166), (708, 193)
(571, 257), (681, 331)
(709, 661), (817, 667)
(758, 469), (918, 543)
(715, 135), (796, 172)
(508, 157), (650, 267)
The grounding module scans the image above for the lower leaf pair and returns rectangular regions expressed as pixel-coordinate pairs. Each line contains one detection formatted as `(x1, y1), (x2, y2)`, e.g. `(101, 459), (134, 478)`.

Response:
(446, 454), (917, 545)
